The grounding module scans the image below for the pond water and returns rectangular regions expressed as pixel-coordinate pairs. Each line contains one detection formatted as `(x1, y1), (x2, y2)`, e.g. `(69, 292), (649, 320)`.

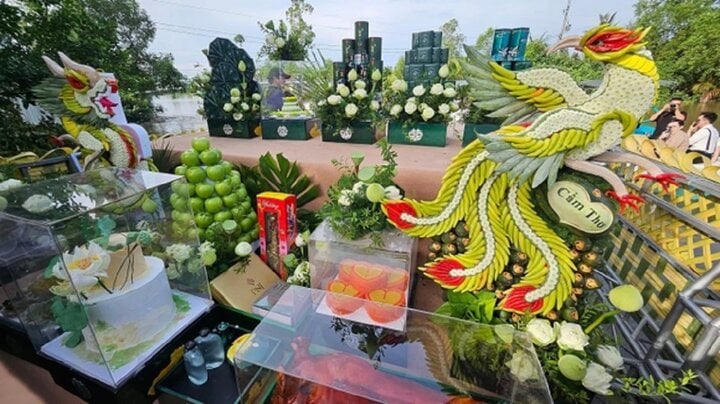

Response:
(150, 94), (206, 135)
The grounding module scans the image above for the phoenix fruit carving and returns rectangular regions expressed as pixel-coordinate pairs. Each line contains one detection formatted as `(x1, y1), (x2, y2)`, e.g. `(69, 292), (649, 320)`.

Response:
(382, 24), (682, 314)
(36, 53), (141, 168)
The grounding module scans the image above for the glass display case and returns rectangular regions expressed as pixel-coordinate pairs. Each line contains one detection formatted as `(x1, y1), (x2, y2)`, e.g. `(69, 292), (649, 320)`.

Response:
(0, 168), (213, 388)
(233, 285), (551, 403)
(309, 220), (417, 331)
(260, 60), (320, 140)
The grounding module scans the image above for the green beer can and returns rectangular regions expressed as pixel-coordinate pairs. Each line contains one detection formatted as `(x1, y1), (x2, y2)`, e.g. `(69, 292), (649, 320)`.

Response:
(368, 37), (382, 63)
(433, 31), (443, 47)
(342, 39), (355, 64)
(355, 21), (369, 53)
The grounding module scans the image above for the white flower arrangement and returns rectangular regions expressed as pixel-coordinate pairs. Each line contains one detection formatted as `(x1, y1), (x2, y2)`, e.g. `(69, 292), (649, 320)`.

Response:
(596, 345), (623, 370)
(506, 350), (541, 382)
(315, 68), (383, 139)
(526, 318), (556, 347)
(384, 64), (458, 126)
(49, 242), (111, 297)
(582, 362), (614, 395)
(556, 321), (590, 351)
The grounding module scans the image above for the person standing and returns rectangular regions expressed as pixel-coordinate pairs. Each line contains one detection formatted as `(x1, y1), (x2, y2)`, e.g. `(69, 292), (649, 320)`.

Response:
(649, 97), (687, 139)
(687, 112), (719, 162)
(657, 118), (689, 152)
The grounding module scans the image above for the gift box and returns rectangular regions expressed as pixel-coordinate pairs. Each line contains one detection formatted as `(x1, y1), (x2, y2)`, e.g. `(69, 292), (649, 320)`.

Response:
(492, 28), (512, 61)
(462, 123), (502, 146)
(321, 121), (376, 144)
(308, 221), (417, 331)
(207, 118), (260, 138)
(261, 117), (320, 141)
(417, 30), (435, 48)
(388, 121), (447, 147)
(257, 192), (298, 279)
(508, 27), (530, 61)
(416, 47), (433, 64)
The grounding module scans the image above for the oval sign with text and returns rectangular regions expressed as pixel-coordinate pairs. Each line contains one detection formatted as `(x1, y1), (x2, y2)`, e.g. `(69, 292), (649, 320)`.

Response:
(547, 181), (614, 234)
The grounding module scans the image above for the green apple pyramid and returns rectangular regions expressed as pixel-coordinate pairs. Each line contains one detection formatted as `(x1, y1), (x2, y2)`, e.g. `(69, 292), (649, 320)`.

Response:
(171, 138), (258, 262)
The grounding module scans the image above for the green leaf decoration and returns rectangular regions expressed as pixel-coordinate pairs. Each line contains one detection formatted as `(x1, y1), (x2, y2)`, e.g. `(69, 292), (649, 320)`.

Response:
(173, 294), (191, 313)
(97, 216), (116, 238)
(51, 297), (88, 347)
(204, 37), (259, 119)
(44, 256), (59, 279)
(358, 166), (376, 182)
(255, 152), (320, 208)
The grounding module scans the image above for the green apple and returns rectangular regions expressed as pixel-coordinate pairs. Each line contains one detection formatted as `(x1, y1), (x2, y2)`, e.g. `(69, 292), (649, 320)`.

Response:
(238, 234), (252, 243)
(195, 212), (213, 228)
(206, 164), (226, 181)
(235, 185), (248, 200)
(214, 211), (232, 223)
(195, 183), (215, 199)
(215, 180), (233, 196)
(177, 211), (194, 224)
(230, 207), (243, 220)
(189, 197), (204, 213)
(204, 196), (224, 213)
(199, 148), (222, 166)
(229, 175), (241, 188)
(185, 166), (206, 184)
(170, 193), (187, 211)
(222, 193), (239, 208)
(181, 149), (201, 167)
(249, 228), (259, 240)
(221, 161), (233, 175)
(241, 200), (252, 212)
(171, 222), (185, 235)
(240, 217), (256, 232)
(191, 137), (211, 153)
(171, 209), (183, 221)
(186, 227), (199, 240)
(174, 165), (187, 176)
(186, 183), (196, 197)
(141, 198), (157, 213)
(197, 228), (205, 240)
(246, 210), (257, 222)
(171, 181), (188, 195)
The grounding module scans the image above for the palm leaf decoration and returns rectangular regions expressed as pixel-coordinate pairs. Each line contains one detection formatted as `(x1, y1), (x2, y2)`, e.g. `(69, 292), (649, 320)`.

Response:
(150, 140), (178, 173)
(253, 152), (320, 208)
(296, 50), (333, 109)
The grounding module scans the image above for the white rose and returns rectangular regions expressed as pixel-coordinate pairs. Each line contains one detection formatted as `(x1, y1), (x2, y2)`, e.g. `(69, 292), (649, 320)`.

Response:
(596, 345), (623, 371)
(430, 83), (444, 95)
(412, 85), (426, 97)
(406, 97), (417, 104)
(384, 185), (402, 200)
(390, 104), (403, 116)
(338, 189), (354, 206)
(352, 182), (366, 195)
(421, 107), (435, 121)
(391, 79), (408, 93)
(275, 37), (286, 48)
(348, 69), (358, 81)
(252, 93), (262, 101)
(241, 102), (249, 111)
(438, 64), (449, 78)
(345, 103), (358, 117)
(294, 233), (306, 248)
(370, 100), (380, 111)
(506, 351), (540, 383)
(230, 96), (241, 104)
(526, 318), (556, 347)
(450, 101), (460, 111)
(354, 80), (366, 89)
(230, 88), (241, 97)
(237, 61), (247, 72)
(404, 102), (417, 115)
(353, 88), (367, 99)
(200, 73), (210, 82)
(556, 321), (590, 351)
(438, 103), (450, 115)
(223, 103), (233, 112)
(582, 362), (614, 395)
(418, 102), (428, 111)
(337, 84), (350, 97)
(443, 87), (457, 98)
(371, 69), (382, 81)
(327, 94), (342, 105)
(233, 112), (243, 121)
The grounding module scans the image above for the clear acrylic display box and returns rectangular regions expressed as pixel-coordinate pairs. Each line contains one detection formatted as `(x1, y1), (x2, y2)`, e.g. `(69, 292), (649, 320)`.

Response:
(0, 168), (213, 388)
(233, 285), (552, 403)
(309, 220), (418, 331)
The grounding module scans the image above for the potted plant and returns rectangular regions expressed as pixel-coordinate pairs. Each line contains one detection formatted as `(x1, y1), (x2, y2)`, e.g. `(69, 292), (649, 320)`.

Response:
(384, 64), (460, 147)
(316, 68), (383, 144)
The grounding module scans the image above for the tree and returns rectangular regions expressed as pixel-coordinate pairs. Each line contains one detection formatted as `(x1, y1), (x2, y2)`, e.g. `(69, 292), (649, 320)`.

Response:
(474, 28), (494, 53)
(257, 0), (315, 61)
(634, 0), (720, 101)
(440, 18), (466, 59)
(0, 0), (185, 155)
(524, 36), (602, 83)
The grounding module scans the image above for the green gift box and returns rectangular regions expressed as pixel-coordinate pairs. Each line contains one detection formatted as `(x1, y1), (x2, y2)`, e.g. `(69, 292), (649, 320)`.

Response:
(405, 49), (417, 64)
(433, 31), (443, 47)
(404, 64), (424, 82)
(417, 31), (434, 48)
(208, 119), (260, 138)
(462, 123), (501, 146)
(412, 32), (420, 48)
(261, 118), (320, 141)
(416, 47), (433, 64)
(387, 121), (447, 147)
(321, 121), (376, 144)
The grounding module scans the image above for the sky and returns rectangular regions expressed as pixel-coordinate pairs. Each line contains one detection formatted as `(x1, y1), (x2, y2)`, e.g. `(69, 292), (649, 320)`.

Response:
(137, 0), (637, 78)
